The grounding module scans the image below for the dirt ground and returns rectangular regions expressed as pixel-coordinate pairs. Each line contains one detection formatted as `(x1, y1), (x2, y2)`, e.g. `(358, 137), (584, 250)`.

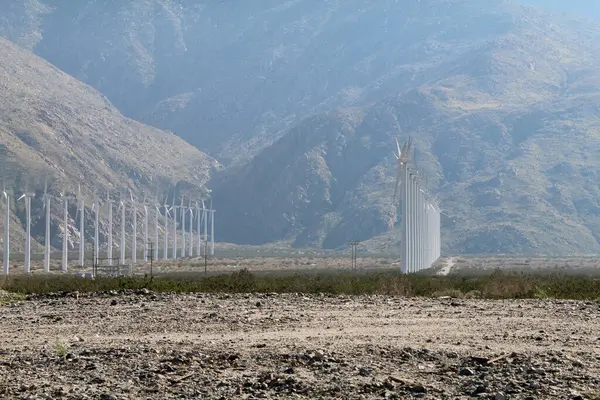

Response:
(1, 291), (599, 399)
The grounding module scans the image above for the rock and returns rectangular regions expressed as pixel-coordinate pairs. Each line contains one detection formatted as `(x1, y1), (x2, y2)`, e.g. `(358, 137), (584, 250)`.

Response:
(459, 368), (475, 376)
(358, 366), (372, 377)
(409, 384), (426, 393)
(110, 299), (118, 306)
(471, 356), (490, 364)
(314, 350), (326, 360)
(495, 392), (506, 400)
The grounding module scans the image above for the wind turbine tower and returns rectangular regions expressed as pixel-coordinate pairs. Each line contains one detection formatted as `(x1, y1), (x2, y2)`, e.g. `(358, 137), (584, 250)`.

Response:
(107, 191), (113, 266)
(2, 180), (10, 275)
(42, 180), (51, 273)
(118, 192), (126, 265)
(180, 196), (186, 258)
(75, 185), (85, 266)
(172, 198), (178, 260)
(188, 198), (194, 258)
(130, 190), (137, 265)
(143, 194), (148, 263)
(210, 198), (215, 256)
(17, 182), (34, 274)
(153, 190), (160, 261)
(91, 191), (100, 266)
(202, 199), (208, 256)
(60, 190), (75, 272)
(162, 194), (171, 261)
(195, 201), (202, 257)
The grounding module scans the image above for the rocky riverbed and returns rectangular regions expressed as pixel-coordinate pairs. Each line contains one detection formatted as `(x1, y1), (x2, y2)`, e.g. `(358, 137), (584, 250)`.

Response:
(1, 291), (599, 399)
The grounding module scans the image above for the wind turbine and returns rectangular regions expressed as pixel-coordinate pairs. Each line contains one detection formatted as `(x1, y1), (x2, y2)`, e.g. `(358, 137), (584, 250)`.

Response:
(188, 198), (194, 258)
(42, 179), (51, 273)
(202, 199), (208, 256)
(17, 181), (34, 274)
(162, 193), (171, 261)
(118, 192), (126, 265)
(130, 189), (137, 265)
(153, 189), (159, 262)
(172, 196), (178, 260)
(195, 201), (202, 257)
(3, 179), (10, 275)
(393, 137), (411, 274)
(210, 198), (215, 256)
(180, 196), (186, 258)
(91, 191), (100, 266)
(75, 185), (85, 266)
(59, 189), (74, 272)
(107, 191), (113, 266)
(142, 193), (148, 263)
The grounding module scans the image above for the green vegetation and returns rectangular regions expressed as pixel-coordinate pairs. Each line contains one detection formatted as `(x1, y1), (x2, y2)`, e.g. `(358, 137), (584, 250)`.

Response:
(54, 340), (68, 358)
(1, 269), (599, 300)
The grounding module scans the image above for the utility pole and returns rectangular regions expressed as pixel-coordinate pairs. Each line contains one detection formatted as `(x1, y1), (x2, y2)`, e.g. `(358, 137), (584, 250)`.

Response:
(348, 241), (359, 271)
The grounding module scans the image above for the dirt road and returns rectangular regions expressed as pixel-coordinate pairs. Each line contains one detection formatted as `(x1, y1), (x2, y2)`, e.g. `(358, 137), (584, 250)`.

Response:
(1, 292), (599, 399)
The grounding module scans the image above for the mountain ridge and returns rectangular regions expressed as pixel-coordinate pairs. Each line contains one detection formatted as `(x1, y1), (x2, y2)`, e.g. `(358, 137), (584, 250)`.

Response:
(0, 36), (217, 251)
(3, 1), (600, 254)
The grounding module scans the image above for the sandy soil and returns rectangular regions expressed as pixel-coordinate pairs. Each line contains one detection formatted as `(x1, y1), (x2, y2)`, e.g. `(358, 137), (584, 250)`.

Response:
(1, 292), (599, 399)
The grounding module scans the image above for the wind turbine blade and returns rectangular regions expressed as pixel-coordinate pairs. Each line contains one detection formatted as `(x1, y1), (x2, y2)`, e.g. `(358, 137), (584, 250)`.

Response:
(17, 194), (25, 201)
(395, 137), (402, 157)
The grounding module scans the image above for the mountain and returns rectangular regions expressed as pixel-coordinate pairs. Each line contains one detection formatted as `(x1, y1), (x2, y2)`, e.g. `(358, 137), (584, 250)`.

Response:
(521, 1), (600, 19)
(3, 1), (600, 254)
(0, 37), (217, 251)
(212, 5), (600, 255)
(0, 0), (543, 164)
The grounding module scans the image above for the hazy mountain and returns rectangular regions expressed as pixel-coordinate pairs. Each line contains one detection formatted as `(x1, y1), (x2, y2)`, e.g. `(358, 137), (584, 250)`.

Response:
(0, 37), (217, 251)
(212, 4), (600, 255)
(522, 0), (600, 19)
(3, 1), (600, 254)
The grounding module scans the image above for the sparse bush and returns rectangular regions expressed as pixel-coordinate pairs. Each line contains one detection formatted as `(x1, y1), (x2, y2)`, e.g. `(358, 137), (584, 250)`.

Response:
(0, 269), (599, 300)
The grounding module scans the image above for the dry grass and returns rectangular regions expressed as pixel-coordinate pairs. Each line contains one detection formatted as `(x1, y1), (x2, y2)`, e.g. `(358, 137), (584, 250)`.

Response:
(1, 267), (599, 301)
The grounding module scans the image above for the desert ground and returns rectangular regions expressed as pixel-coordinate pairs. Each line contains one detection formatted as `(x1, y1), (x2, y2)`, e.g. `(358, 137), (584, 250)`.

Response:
(1, 288), (599, 399)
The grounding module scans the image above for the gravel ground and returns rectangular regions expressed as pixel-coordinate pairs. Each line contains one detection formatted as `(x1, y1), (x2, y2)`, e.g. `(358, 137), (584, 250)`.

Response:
(1, 291), (599, 399)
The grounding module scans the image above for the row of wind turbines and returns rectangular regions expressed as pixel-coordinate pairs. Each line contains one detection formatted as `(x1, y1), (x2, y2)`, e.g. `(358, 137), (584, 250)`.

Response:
(392, 138), (441, 273)
(1, 180), (215, 275)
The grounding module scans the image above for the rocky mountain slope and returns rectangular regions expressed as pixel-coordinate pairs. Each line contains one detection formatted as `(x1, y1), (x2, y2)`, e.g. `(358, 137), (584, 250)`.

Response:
(0, 37), (217, 251)
(213, 8), (600, 254)
(0, 0), (567, 164)
(3, 1), (600, 254)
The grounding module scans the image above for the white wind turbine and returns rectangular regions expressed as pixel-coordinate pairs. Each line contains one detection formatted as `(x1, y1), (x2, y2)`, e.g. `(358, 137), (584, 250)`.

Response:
(17, 182), (34, 274)
(42, 179), (52, 273)
(210, 198), (215, 255)
(3, 179), (10, 275)
(195, 201), (202, 257)
(153, 190), (160, 262)
(162, 194), (172, 261)
(187, 198), (194, 258)
(129, 189), (137, 265)
(91, 191), (100, 266)
(172, 196), (178, 260)
(107, 191), (113, 266)
(180, 196), (186, 258)
(60, 189), (75, 272)
(142, 193), (148, 263)
(75, 185), (85, 266)
(202, 199), (208, 256)
(118, 192), (126, 265)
